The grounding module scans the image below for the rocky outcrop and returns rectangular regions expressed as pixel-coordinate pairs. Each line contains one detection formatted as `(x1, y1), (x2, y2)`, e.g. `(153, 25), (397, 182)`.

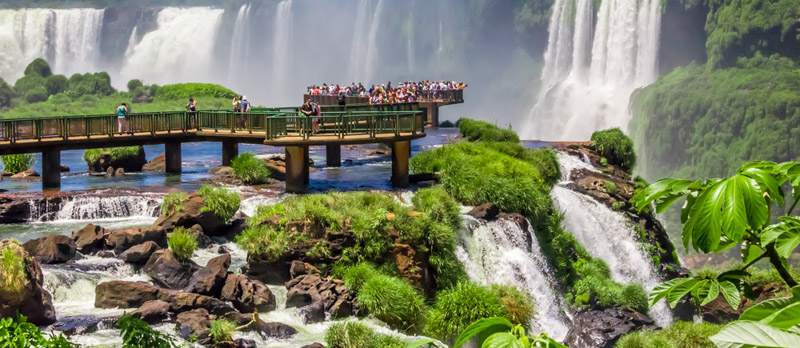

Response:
(0, 195), (32, 223)
(700, 283), (785, 324)
(119, 241), (161, 264)
(71, 224), (106, 254)
(142, 152), (165, 172)
(95, 281), (161, 309)
(22, 235), (76, 264)
(154, 194), (227, 236)
(0, 239), (56, 325)
(284, 273), (357, 323)
(87, 146), (147, 173)
(130, 299), (170, 324)
(159, 289), (235, 315)
(142, 250), (200, 290)
(10, 170), (41, 180)
(48, 315), (117, 336)
(106, 226), (166, 254)
(564, 307), (655, 348)
(184, 253), (231, 296)
(220, 274), (276, 313)
(176, 308), (211, 343)
(389, 243), (433, 292)
(467, 203), (499, 220)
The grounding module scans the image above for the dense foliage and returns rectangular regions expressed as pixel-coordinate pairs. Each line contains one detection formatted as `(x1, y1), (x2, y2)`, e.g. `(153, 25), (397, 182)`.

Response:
(591, 128), (636, 171)
(161, 191), (189, 216)
(325, 321), (405, 348)
(117, 313), (179, 348)
(230, 152), (271, 185)
(168, 228), (197, 261)
(615, 321), (721, 348)
(83, 146), (141, 167)
(197, 185), (241, 222)
(446, 317), (565, 348)
(0, 315), (77, 348)
(357, 274), (427, 333)
(155, 83), (238, 100)
(1, 154), (34, 174)
(630, 55), (800, 181)
(458, 118), (520, 142)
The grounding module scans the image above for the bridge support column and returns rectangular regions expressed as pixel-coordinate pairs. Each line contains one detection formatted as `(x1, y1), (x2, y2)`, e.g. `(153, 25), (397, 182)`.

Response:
(222, 140), (238, 166)
(41, 149), (61, 191)
(326, 144), (341, 167)
(391, 140), (410, 188)
(165, 141), (182, 174)
(285, 145), (309, 193)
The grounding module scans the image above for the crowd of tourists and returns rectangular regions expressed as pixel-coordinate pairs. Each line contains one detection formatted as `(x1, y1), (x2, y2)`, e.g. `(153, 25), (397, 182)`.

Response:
(305, 80), (467, 104)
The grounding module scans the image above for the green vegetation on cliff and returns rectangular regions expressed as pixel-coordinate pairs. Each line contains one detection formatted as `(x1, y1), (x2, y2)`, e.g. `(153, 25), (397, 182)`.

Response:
(325, 321), (405, 348)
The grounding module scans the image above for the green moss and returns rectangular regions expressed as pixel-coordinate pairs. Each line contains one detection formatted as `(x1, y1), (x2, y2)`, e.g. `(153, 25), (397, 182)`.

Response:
(357, 275), (427, 333)
(197, 185), (241, 222)
(160, 191), (188, 216)
(230, 152), (271, 185)
(1, 154), (34, 174)
(591, 128), (636, 171)
(168, 228), (197, 261)
(424, 281), (507, 343)
(325, 321), (406, 348)
(604, 180), (618, 195)
(457, 118), (520, 142)
(209, 319), (236, 344)
(615, 321), (722, 348)
(572, 258), (649, 313)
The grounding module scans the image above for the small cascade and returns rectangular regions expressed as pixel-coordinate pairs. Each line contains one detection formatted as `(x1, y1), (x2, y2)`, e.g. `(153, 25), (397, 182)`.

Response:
(238, 193), (287, 217)
(554, 152), (673, 326)
(457, 215), (570, 340)
(29, 194), (161, 222)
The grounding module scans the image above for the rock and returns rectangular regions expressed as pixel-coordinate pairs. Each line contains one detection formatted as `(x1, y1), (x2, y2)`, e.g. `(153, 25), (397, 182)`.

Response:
(260, 322), (298, 339)
(114, 167), (125, 177)
(187, 224), (213, 248)
(106, 226), (166, 254)
(184, 253), (231, 296)
(284, 273), (358, 320)
(88, 146), (147, 173)
(71, 224), (107, 254)
(130, 300), (170, 324)
(564, 307), (655, 348)
(142, 250), (200, 290)
(94, 281), (161, 309)
(467, 203), (500, 220)
(119, 241), (161, 264)
(299, 300), (325, 324)
(301, 343), (325, 348)
(142, 152), (165, 172)
(0, 195), (32, 223)
(244, 254), (291, 285)
(176, 308), (210, 343)
(155, 194), (227, 236)
(0, 240), (56, 325)
(105, 167), (114, 177)
(220, 274), (277, 313)
(222, 312), (267, 331)
(286, 289), (314, 308)
(389, 243), (432, 292)
(218, 245), (232, 254)
(48, 315), (117, 335)
(160, 290), (235, 316)
(289, 260), (321, 279)
(23, 235), (77, 264)
(60, 165), (70, 172)
(97, 250), (116, 258)
(10, 170), (40, 178)
(233, 339), (257, 348)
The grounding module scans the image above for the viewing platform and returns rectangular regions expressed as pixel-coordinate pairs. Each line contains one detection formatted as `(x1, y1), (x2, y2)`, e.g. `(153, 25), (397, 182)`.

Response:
(0, 103), (426, 193)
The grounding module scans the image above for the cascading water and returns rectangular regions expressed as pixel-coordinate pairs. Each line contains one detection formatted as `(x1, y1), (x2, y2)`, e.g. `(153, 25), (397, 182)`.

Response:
(553, 152), (673, 327)
(271, 0), (293, 100)
(28, 194), (161, 222)
(52, 9), (104, 77)
(227, 4), (251, 85)
(120, 7), (224, 85)
(348, 0), (384, 84)
(457, 215), (570, 340)
(525, 0), (662, 141)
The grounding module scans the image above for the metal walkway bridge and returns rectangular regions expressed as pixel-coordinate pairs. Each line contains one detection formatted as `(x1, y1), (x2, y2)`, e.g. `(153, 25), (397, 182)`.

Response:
(0, 103), (425, 192)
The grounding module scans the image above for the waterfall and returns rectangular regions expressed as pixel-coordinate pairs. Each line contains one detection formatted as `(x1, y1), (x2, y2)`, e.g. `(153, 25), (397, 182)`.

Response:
(0, 8), (103, 82)
(525, 0), (662, 141)
(457, 215), (570, 340)
(554, 152), (673, 327)
(271, 0), (293, 100)
(120, 7), (224, 85)
(29, 194), (161, 222)
(349, 0), (384, 84)
(227, 4), (251, 85)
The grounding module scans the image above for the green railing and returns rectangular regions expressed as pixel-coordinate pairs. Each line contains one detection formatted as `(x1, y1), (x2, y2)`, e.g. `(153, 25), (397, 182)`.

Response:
(0, 103), (424, 144)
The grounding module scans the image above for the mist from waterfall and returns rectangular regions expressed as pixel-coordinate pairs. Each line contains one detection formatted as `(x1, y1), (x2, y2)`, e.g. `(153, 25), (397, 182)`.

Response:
(525, 0), (662, 141)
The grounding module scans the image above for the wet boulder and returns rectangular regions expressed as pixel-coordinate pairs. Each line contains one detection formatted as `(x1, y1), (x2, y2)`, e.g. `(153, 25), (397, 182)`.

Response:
(106, 226), (166, 254)
(220, 274), (276, 313)
(260, 322), (298, 339)
(130, 299), (170, 324)
(564, 307), (655, 348)
(284, 273), (357, 321)
(155, 194), (226, 236)
(160, 290), (236, 316)
(48, 315), (117, 336)
(95, 281), (162, 309)
(0, 239), (57, 325)
(184, 253), (231, 296)
(23, 235), (76, 264)
(114, 168), (125, 177)
(301, 343), (325, 348)
(467, 203), (499, 220)
(119, 241), (161, 264)
(0, 195), (32, 223)
(71, 224), (107, 254)
(87, 146), (147, 173)
(176, 308), (211, 344)
(10, 170), (40, 179)
(142, 152), (165, 172)
(142, 250), (201, 290)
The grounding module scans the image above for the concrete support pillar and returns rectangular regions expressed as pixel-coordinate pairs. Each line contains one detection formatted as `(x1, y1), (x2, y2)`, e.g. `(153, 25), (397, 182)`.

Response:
(285, 145), (309, 193)
(303, 147), (310, 185)
(41, 149), (61, 191)
(391, 140), (410, 188)
(165, 141), (182, 174)
(326, 144), (341, 167)
(222, 140), (239, 166)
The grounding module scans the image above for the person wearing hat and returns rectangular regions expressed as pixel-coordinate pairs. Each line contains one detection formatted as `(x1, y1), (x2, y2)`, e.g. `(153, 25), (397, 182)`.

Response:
(238, 96), (251, 129)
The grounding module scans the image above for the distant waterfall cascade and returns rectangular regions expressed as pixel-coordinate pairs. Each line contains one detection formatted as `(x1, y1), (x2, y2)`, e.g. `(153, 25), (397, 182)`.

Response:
(457, 215), (570, 340)
(0, 8), (104, 82)
(526, 0), (662, 141)
(227, 3), (251, 83)
(271, 0), (293, 99)
(348, 0), (385, 84)
(120, 7), (224, 85)
(553, 152), (673, 327)
(28, 194), (162, 222)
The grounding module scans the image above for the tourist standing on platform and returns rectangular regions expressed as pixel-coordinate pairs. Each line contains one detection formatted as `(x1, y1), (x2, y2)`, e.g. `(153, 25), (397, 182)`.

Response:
(117, 102), (128, 134)
(187, 97), (197, 128)
(232, 96), (242, 112)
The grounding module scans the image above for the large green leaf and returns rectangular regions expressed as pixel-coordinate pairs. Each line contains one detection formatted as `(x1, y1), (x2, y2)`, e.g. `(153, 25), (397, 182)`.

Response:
(739, 175), (769, 231)
(742, 242), (763, 264)
(481, 333), (526, 348)
(648, 277), (692, 307)
(699, 279), (720, 306)
(720, 176), (749, 242)
(740, 295), (800, 330)
(718, 280), (742, 309)
(711, 321), (800, 348)
(668, 278), (702, 307)
(454, 317), (513, 348)
(761, 217), (800, 259)
(407, 339), (445, 348)
(684, 180), (725, 252)
(740, 166), (784, 207)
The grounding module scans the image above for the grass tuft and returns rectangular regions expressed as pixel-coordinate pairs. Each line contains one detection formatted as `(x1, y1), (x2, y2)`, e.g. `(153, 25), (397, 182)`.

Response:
(168, 228), (197, 261)
(325, 321), (406, 348)
(209, 319), (237, 344)
(424, 281), (506, 343)
(197, 185), (241, 222)
(0, 243), (28, 301)
(160, 191), (188, 216)
(235, 225), (290, 261)
(1, 154), (34, 174)
(230, 153), (271, 185)
(357, 275), (427, 333)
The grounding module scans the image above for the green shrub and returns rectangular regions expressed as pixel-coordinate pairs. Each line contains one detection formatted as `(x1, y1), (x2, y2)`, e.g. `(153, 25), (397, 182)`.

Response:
(357, 275), (426, 333)
(491, 284), (534, 327)
(324, 321), (405, 348)
(341, 262), (380, 294)
(14, 74), (45, 96)
(1, 154), (34, 174)
(23, 58), (52, 78)
(66, 72), (115, 98)
(209, 319), (236, 343)
(117, 313), (179, 348)
(424, 281), (506, 342)
(604, 180), (617, 195)
(155, 83), (238, 100)
(160, 191), (188, 216)
(83, 146), (141, 167)
(305, 240), (331, 260)
(25, 86), (48, 103)
(235, 225), (289, 261)
(127, 79), (144, 92)
(591, 128), (636, 171)
(572, 259), (649, 313)
(197, 185), (241, 221)
(0, 78), (14, 108)
(230, 152), (271, 185)
(44, 75), (68, 96)
(615, 321), (722, 348)
(458, 118), (520, 142)
(0, 243), (27, 301)
(0, 314), (77, 348)
(168, 228), (197, 261)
